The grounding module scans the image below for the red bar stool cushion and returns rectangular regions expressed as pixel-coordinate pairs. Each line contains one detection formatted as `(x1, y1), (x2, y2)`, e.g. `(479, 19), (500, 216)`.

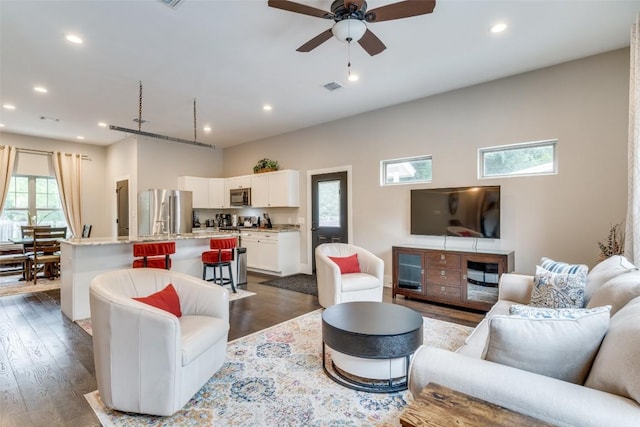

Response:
(133, 257), (173, 269)
(202, 250), (233, 263)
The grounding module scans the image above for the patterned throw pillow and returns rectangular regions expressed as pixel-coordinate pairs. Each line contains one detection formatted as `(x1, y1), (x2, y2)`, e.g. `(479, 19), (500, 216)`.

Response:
(540, 257), (589, 274)
(530, 265), (588, 308)
(509, 304), (611, 319)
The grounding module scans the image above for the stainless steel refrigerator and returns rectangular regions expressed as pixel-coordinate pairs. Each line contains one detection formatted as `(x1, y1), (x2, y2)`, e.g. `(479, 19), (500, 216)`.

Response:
(138, 189), (193, 236)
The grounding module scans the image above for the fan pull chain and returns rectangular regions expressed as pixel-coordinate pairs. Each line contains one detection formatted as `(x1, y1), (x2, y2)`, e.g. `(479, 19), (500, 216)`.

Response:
(138, 81), (143, 131)
(193, 98), (197, 142)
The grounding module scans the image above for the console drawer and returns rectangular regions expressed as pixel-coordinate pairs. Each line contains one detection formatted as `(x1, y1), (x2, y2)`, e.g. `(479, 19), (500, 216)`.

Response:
(426, 253), (461, 269)
(426, 269), (461, 287)
(426, 284), (462, 300)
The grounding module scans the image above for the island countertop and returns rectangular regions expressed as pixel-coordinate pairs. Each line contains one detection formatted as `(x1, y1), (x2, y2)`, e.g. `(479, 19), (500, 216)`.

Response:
(61, 231), (240, 246)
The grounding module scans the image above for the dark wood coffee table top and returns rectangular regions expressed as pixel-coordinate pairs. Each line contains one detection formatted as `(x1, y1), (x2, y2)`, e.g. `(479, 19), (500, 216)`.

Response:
(322, 301), (423, 359)
(400, 383), (555, 427)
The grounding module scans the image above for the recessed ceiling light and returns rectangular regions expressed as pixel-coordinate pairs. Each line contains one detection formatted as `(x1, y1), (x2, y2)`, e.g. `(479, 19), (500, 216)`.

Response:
(65, 34), (83, 44)
(203, 125), (212, 132)
(263, 105), (273, 111)
(76, 136), (85, 140)
(2, 104), (16, 110)
(490, 23), (507, 34)
(98, 122), (107, 127)
(348, 73), (359, 82)
(34, 86), (48, 93)
(0, 124), (4, 127)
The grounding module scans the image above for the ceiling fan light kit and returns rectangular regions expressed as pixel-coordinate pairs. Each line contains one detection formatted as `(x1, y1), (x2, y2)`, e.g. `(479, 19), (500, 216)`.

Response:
(332, 19), (366, 42)
(268, 0), (436, 56)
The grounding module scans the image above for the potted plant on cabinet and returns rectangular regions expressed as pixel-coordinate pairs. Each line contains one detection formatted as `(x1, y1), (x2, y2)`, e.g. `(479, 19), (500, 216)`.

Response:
(253, 158), (279, 174)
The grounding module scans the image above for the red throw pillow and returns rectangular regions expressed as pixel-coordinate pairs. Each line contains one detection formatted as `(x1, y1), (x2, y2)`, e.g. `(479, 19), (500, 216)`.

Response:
(328, 253), (361, 274)
(132, 284), (182, 317)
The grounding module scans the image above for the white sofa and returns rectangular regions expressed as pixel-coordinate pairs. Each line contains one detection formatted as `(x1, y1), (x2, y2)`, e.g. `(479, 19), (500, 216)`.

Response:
(90, 268), (229, 416)
(315, 243), (384, 308)
(408, 255), (640, 426)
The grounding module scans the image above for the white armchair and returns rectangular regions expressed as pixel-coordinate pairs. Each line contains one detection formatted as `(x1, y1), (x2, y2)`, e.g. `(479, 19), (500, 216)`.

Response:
(315, 243), (384, 308)
(89, 268), (229, 416)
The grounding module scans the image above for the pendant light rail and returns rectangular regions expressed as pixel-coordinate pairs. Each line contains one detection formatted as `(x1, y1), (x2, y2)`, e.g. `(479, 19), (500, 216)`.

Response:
(109, 125), (215, 149)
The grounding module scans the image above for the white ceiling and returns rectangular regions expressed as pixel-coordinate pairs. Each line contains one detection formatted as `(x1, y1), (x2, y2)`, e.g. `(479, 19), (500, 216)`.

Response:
(1, 0), (639, 149)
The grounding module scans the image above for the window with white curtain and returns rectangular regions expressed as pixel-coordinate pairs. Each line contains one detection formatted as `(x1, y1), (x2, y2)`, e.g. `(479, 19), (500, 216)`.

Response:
(0, 175), (67, 240)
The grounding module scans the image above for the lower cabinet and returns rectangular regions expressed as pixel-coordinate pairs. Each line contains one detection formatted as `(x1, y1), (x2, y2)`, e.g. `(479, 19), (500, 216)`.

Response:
(392, 245), (514, 311)
(242, 231), (299, 277)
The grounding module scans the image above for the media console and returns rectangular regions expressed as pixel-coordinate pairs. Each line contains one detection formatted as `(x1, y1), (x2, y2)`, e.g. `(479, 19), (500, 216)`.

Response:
(392, 245), (515, 311)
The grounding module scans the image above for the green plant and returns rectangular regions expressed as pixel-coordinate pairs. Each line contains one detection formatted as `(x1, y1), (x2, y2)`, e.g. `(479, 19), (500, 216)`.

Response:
(598, 221), (625, 260)
(253, 158), (279, 173)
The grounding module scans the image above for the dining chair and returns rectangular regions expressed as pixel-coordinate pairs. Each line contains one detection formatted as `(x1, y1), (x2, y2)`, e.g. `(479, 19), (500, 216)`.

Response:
(20, 225), (49, 281)
(28, 226), (67, 284)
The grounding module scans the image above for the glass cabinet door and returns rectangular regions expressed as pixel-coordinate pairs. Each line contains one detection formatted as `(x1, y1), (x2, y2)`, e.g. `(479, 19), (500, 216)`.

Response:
(397, 252), (423, 292)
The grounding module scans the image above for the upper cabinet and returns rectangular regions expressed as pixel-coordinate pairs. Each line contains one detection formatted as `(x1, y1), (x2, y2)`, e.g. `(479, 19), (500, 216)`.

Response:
(178, 176), (209, 208)
(208, 178), (226, 209)
(180, 170), (299, 209)
(225, 175), (251, 190)
(250, 170), (299, 208)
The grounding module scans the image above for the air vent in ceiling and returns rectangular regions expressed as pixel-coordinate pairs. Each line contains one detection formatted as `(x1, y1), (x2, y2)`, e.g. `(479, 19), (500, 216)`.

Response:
(159, 0), (183, 9)
(323, 82), (342, 91)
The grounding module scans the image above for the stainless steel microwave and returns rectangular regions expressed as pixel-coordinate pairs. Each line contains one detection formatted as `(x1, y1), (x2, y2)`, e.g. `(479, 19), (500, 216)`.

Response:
(230, 188), (251, 207)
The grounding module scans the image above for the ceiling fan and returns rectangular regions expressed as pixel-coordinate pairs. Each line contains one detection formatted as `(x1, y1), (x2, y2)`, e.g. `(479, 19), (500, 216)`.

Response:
(267, 0), (436, 56)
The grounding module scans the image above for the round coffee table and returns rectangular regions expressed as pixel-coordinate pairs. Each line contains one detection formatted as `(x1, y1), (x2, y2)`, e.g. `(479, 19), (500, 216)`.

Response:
(322, 301), (423, 393)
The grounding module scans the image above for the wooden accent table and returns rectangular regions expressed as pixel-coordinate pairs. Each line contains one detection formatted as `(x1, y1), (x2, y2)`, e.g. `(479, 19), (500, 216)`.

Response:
(400, 383), (554, 427)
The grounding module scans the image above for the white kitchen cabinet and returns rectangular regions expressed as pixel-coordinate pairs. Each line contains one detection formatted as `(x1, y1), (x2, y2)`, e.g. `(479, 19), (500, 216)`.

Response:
(241, 231), (299, 276)
(249, 174), (269, 207)
(225, 175), (251, 190)
(250, 170), (299, 208)
(208, 178), (226, 209)
(178, 176), (209, 208)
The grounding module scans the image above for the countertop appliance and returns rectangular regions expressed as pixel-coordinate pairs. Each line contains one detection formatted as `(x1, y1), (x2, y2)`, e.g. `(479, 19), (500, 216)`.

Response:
(230, 188), (251, 207)
(138, 189), (193, 236)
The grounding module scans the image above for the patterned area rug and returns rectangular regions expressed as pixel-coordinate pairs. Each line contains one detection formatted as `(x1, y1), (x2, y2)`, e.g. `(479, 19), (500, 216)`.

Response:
(260, 273), (317, 296)
(85, 309), (473, 426)
(75, 288), (255, 336)
(0, 276), (61, 297)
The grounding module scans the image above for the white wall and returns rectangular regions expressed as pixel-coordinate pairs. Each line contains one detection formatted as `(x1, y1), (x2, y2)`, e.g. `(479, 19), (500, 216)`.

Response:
(222, 48), (629, 276)
(0, 132), (109, 237)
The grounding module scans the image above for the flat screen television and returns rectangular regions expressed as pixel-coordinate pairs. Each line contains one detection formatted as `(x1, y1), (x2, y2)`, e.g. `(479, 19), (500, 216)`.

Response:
(410, 186), (501, 238)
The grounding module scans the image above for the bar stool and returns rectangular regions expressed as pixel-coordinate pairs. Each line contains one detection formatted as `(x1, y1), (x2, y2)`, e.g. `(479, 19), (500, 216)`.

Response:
(132, 242), (175, 269)
(202, 237), (237, 293)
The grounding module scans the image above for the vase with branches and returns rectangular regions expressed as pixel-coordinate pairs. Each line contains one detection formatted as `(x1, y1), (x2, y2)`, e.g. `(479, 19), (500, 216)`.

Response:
(597, 221), (625, 260)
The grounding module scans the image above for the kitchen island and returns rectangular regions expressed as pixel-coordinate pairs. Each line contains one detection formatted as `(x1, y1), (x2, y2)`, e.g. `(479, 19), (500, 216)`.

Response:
(60, 231), (240, 321)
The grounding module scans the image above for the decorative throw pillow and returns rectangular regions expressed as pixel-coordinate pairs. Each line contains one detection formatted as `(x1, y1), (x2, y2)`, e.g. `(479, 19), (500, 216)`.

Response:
(509, 304), (612, 319)
(484, 306), (611, 384)
(132, 283), (182, 317)
(328, 253), (361, 274)
(586, 270), (640, 316)
(585, 255), (637, 305)
(585, 296), (640, 404)
(530, 265), (587, 308)
(540, 257), (589, 275)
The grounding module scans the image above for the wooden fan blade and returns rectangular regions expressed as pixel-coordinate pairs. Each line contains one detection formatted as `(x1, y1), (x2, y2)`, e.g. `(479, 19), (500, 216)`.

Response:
(268, 0), (331, 19)
(365, 0), (436, 23)
(358, 29), (386, 56)
(297, 29), (334, 52)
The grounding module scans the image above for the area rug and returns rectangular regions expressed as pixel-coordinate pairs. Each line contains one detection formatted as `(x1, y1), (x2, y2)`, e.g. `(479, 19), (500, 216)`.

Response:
(75, 288), (255, 336)
(85, 309), (473, 426)
(260, 273), (317, 296)
(0, 277), (61, 297)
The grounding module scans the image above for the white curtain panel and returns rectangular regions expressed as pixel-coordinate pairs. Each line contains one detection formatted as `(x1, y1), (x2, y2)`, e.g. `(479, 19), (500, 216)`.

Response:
(0, 145), (16, 213)
(52, 152), (82, 237)
(627, 14), (640, 265)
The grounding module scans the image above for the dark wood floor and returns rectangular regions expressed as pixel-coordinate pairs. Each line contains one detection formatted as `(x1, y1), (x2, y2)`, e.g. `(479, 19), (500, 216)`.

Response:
(0, 273), (484, 427)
